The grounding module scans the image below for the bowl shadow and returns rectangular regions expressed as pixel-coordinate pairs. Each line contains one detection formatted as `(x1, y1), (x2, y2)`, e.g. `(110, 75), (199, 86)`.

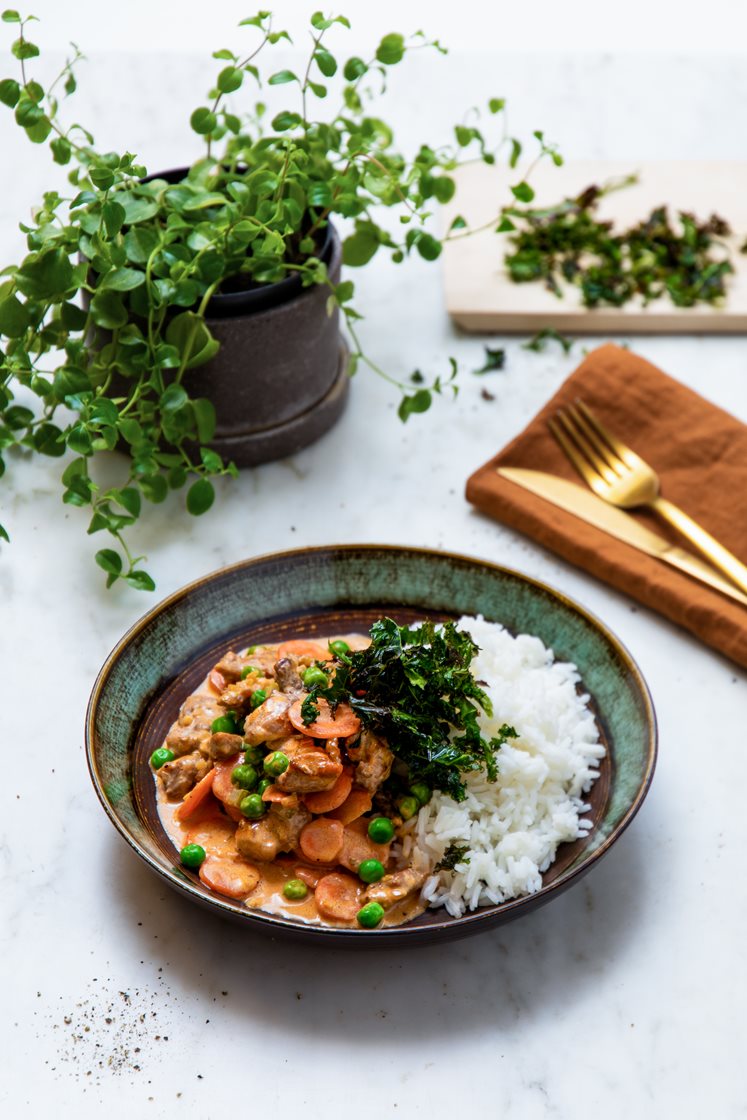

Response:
(108, 818), (651, 1041)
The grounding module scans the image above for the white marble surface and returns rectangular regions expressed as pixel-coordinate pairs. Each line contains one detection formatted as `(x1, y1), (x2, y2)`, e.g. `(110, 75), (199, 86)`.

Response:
(1, 30), (747, 1120)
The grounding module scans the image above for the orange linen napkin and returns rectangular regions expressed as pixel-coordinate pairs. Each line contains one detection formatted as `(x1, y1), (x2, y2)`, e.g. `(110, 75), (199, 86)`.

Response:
(466, 343), (747, 669)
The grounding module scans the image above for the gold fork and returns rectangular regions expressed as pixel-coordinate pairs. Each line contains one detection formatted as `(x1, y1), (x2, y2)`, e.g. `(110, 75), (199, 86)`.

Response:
(549, 399), (747, 596)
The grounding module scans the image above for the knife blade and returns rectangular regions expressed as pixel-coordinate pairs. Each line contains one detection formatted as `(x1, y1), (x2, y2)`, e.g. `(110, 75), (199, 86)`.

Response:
(497, 466), (747, 608)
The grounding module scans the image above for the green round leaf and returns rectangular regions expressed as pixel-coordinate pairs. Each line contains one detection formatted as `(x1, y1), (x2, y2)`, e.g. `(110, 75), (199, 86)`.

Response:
(268, 69), (298, 86)
(192, 398), (216, 443)
(4, 405), (34, 429)
(165, 311), (220, 370)
(271, 110), (301, 132)
(60, 301), (88, 331)
(89, 166), (115, 190)
(67, 423), (93, 455)
(102, 200), (126, 237)
(0, 294), (29, 338)
(342, 228), (380, 267)
(32, 423), (65, 456)
(314, 49), (337, 77)
(123, 227), (158, 264)
(101, 267), (145, 292)
(343, 56), (367, 81)
(15, 248), (74, 299)
(14, 97), (43, 127)
(511, 181), (535, 204)
(160, 383), (189, 413)
(140, 474), (168, 504)
(25, 79), (43, 103)
(0, 77), (20, 107)
(50, 136), (71, 164)
(11, 37), (39, 60)
(398, 388), (432, 422)
(375, 34), (405, 66)
(307, 182), (333, 208)
(217, 66), (243, 93)
(186, 477), (215, 516)
(114, 486), (141, 518)
(1, 10), (22, 22)
(25, 115), (52, 143)
(432, 177), (456, 205)
(415, 232), (442, 262)
(95, 549), (122, 576)
(125, 569), (156, 592)
(190, 107), (217, 135)
(90, 289), (127, 330)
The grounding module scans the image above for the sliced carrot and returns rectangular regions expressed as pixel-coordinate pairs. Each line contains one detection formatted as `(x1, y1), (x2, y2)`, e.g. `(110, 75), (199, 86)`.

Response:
(327, 787), (373, 825)
(338, 817), (391, 872)
(209, 669), (226, 694)
(276, 638), (331, 662)
(289, 698), (361, 739)
(261, 784), (299, 808)
(294, 865), (323, 890)
(315, 872), (361, 921)
(211, 753), (244, 804)
(174, 768), (216, 822)
(303, 768), (353, 814)
(298, 817), (344, 863)
(199, 856), (260, 899)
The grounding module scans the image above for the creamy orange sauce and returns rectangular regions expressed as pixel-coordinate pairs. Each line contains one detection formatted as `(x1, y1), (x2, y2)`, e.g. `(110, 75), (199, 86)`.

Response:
(154, 634), (428, 929)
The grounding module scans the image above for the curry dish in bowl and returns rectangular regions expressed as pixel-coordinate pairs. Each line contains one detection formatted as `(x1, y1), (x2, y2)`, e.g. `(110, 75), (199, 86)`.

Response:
(153, 631), (432, 929)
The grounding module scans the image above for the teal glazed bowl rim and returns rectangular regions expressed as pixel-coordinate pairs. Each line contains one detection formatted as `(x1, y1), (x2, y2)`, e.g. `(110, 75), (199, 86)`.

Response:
(85, 544), (658, 946)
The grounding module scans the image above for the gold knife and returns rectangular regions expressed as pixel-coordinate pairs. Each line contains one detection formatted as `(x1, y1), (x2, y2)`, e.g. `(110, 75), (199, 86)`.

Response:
(497, 467), (747, 608)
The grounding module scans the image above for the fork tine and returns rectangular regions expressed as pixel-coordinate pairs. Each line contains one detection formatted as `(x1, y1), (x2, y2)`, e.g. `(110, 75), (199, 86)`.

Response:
(576, 400), (643, 470)
(555, 408), (619, 485)
(567, 402), (626, 477)
(548, 416), (601, 489)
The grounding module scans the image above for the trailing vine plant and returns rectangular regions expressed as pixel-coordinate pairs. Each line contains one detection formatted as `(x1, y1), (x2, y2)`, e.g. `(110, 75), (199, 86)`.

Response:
(0, 9), (559, 589)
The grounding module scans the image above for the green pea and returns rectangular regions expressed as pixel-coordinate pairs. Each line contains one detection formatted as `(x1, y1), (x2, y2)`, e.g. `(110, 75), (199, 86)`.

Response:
(257, 778), (272, 796)
(250, 689), (267, 710)
(302, 665), (328, 689)
(367, 817), (395, 844)
(243, 744), (264, 766)
(211, 713), (239, 735)
(357, 902), (385, 928)
(409, 782), (431, 806)
(264, 751), (289, 777)
(329, 639), (350, 657)
(240, 664), (259, 680)
(240, 793), (266, 818)
(397, 796), (420, 821)
(150, 747), (175, 770)
(283, 878), (309, 901)
(180, 843), (206, 869)
(231, 764), (258, 791)
(358, 859), (385, 884)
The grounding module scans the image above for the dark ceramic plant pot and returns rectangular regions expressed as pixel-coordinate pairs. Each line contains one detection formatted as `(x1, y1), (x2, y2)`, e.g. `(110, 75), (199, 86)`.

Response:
(145, 168), (350, 467)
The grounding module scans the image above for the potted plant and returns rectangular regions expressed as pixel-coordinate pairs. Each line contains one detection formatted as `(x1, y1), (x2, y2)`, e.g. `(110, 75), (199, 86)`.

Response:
(0, 9), (558, 590)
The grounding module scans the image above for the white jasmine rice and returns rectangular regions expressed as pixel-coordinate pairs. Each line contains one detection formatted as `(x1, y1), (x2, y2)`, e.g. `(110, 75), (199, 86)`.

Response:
(403, 615), (605, 917)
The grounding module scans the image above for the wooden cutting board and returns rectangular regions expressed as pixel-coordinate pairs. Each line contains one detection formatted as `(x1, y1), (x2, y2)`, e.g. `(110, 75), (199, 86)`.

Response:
(441, 160), (747, 333)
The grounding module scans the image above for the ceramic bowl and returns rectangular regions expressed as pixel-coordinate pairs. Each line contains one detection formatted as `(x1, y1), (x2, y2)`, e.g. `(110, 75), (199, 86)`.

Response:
(86, 545), (657, 946)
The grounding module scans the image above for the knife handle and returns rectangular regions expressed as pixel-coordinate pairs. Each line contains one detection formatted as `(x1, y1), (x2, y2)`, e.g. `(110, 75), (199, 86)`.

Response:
(654, 497), (747, 597)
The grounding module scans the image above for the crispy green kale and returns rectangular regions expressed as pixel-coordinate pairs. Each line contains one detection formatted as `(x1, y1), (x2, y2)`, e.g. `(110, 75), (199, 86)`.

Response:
(302, 618), (518, 801)
(435, 843), (471, 872)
